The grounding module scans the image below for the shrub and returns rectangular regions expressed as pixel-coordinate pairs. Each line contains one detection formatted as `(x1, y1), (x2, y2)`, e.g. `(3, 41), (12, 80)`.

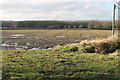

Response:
(94, 41), (118, 54)
(80, 35), (119, 54)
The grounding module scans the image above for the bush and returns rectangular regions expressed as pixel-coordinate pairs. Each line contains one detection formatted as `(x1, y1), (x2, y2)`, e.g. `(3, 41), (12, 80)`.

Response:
(94, 41), (118, 54)
(80, 35), (119, 54)
(52, 35), (119, 54)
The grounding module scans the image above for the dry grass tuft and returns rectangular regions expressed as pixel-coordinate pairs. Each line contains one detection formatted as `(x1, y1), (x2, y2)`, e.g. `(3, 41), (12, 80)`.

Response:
(80, 35), (119, 54)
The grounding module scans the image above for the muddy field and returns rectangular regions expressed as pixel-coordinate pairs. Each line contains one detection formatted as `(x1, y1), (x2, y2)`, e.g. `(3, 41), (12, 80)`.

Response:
(0, 30), (112, 50)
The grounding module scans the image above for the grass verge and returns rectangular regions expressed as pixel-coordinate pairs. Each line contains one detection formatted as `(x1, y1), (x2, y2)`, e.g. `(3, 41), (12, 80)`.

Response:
(1, 49), (119, 80)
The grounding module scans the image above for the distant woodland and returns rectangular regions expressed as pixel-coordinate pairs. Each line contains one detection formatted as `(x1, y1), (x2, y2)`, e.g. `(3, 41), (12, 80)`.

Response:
(1, 20), (119, 30)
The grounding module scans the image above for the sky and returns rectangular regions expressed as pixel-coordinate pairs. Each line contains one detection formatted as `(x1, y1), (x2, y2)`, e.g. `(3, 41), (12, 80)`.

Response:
(0, 0), (119, 21)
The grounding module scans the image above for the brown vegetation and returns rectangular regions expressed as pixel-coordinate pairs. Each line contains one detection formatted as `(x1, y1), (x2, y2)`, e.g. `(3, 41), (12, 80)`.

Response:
(80, 35), (119, 54)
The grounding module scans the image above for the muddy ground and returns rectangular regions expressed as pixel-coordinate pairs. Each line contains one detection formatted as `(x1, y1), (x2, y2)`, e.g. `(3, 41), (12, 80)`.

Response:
(0, 30), (112, 50)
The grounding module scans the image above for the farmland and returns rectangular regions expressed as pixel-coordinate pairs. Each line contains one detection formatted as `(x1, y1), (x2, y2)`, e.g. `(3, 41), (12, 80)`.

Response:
(1, 1), (120, 79)
(1, 29), (114, 50)
(1, 29), (119, 80)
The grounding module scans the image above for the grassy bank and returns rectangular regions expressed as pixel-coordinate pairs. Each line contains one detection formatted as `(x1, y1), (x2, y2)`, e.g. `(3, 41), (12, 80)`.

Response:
(2, 49), (119, 80)
(2, 35), (120, 80)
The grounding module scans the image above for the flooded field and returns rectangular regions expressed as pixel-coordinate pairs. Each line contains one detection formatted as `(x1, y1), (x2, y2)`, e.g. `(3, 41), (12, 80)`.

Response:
(1, 30), (112, 50)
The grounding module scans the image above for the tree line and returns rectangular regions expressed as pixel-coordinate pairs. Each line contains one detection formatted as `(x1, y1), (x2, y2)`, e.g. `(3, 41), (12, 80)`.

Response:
(2, 20), (118, 30)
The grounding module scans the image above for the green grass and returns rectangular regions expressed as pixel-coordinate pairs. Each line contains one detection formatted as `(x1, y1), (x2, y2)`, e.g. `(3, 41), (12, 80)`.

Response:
(1, 30), (119, 79)
(2, 48), (119, 80)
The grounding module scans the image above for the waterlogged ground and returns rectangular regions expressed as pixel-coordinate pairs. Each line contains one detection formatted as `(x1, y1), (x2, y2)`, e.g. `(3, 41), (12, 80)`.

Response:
(1, 30), (112, 50)
(1, 30), (119, 79)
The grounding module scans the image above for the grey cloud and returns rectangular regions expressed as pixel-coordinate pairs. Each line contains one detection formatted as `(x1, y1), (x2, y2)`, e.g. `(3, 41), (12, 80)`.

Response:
(0, 2), (112, 20)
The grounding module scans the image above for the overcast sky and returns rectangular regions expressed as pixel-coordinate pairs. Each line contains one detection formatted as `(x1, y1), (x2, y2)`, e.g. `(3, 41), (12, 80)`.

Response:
(0, 0), (118, 21)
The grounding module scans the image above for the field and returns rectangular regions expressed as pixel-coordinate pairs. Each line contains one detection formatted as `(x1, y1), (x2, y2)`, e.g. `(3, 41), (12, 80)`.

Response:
(1, 30), (113, 50)
(2, 47), (120, 80)
(1, 29), (119, 80)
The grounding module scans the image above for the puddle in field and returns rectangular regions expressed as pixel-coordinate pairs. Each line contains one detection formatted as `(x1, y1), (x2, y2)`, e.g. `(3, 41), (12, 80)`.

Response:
(0, 41), (58, 50)
(30, 47), (42, 50)
(0, 43), (13, 47)
(1, 34), (84, 50)
(11, 34), (25, 37)
(55, 36), (65, 38)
